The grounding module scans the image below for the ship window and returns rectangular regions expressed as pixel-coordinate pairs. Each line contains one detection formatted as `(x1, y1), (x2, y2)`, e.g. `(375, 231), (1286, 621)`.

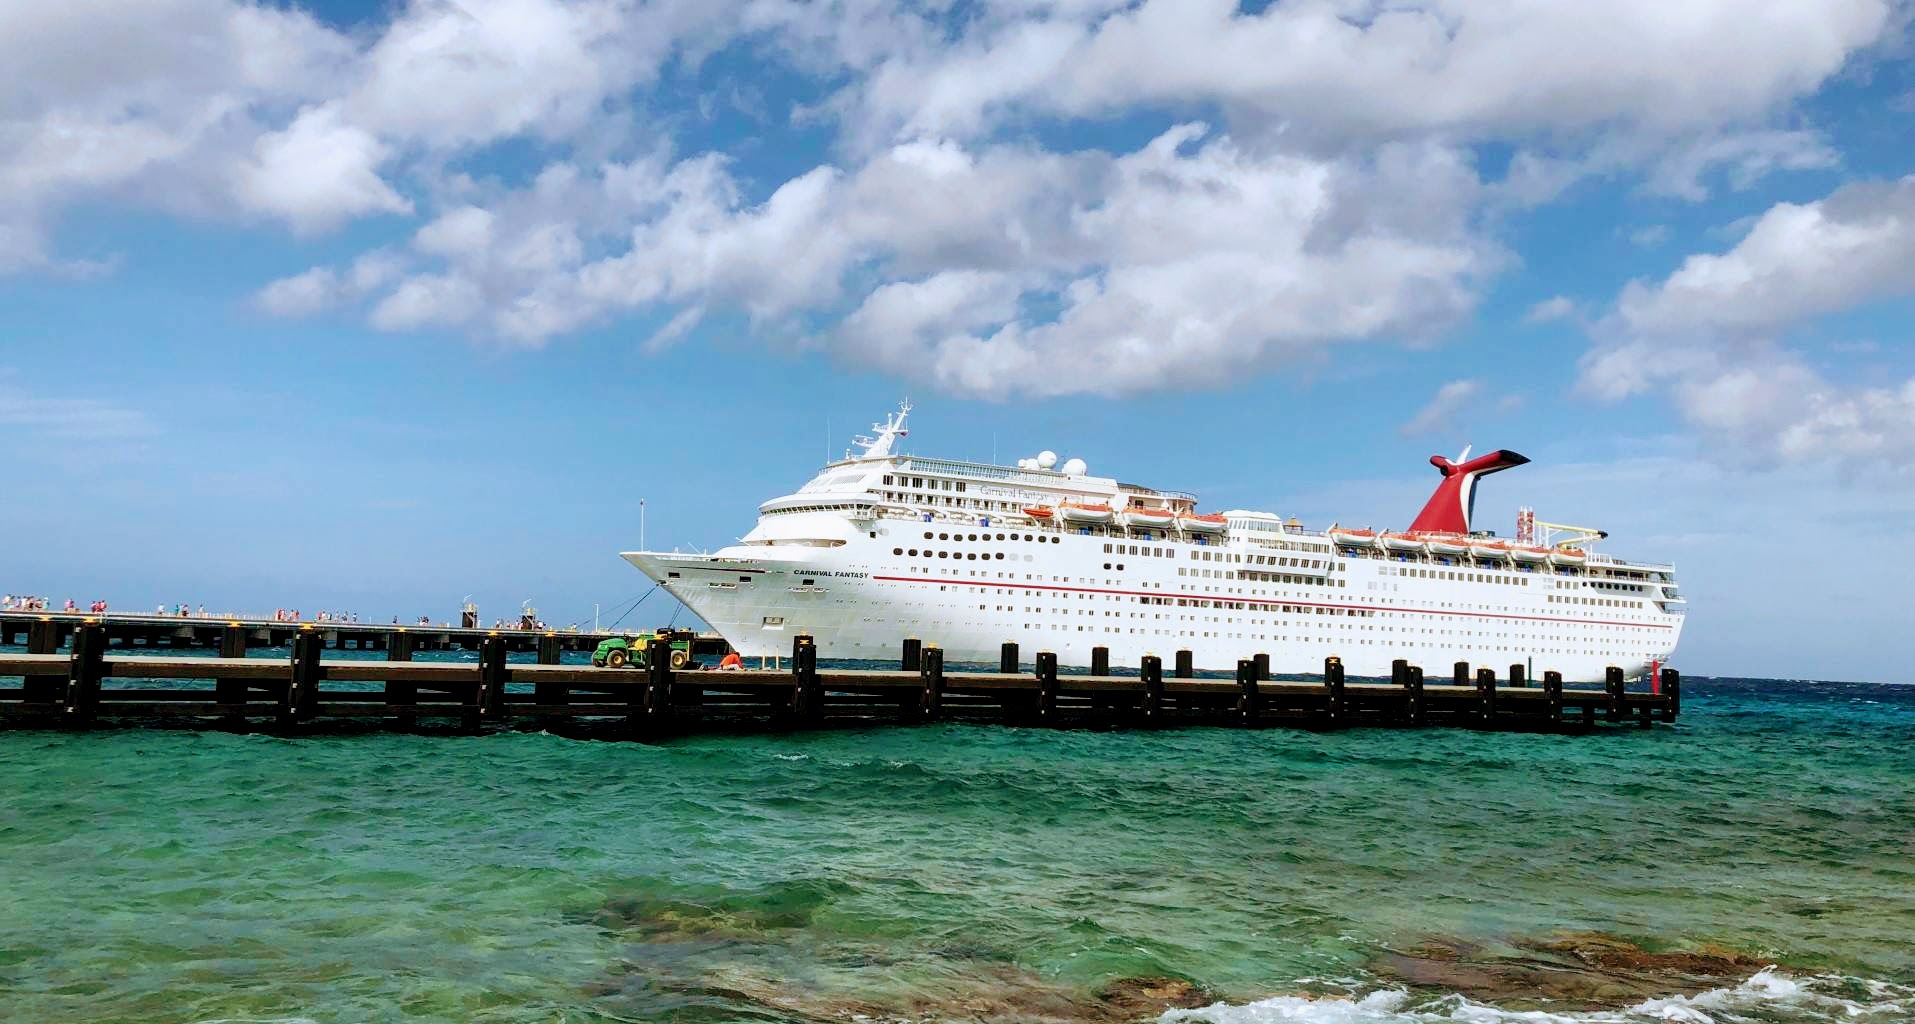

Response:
(994, 552), (1004, 559)
(802, 579), (815, 586)
(939, 532), (949, 540)
(1104, 544), (1112, 553)
(924, 531), (932, 539)
(740, 576), (752, 583)
(969, 533), (978, 541)
(667, 572), (680, 578)
(967, 553), (977, 560)
(908, 549), (917, 556)
(894, 548), (903, 555)
(1104, 563), (1112, 569)
(1117, 564), (1125, 571)
(938, 551), (948, 558)
(997, 533), (1006, 540)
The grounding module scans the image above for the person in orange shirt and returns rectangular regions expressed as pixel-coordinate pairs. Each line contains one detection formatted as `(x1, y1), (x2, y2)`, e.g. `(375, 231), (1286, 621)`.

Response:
(718, 651), (744, 671)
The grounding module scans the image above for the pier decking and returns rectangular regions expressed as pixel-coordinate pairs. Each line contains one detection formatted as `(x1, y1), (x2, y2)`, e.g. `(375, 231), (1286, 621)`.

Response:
(0, 625), (1678, 734)
(0, 610), (729, 656)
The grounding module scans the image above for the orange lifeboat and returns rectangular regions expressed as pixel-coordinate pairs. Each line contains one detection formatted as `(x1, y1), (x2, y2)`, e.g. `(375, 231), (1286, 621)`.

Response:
(1058, 502), (1114, 525)
(1177, 512), (1227, 534)
(1328, 527), (1377, 548)
(1023, 506), (1055, 520)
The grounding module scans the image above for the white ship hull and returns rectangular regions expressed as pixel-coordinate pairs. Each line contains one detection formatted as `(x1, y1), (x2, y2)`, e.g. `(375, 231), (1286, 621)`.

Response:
(622, 405), (1684, 683)
(623, 520), (1680, 681)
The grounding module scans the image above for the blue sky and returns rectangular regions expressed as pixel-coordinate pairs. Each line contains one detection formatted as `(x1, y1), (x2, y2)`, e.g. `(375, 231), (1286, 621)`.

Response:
(4, 1), (1914, 681)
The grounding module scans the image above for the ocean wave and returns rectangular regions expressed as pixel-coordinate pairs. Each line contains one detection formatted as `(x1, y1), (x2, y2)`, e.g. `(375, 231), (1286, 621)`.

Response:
(1159, 969), (1912, 1024)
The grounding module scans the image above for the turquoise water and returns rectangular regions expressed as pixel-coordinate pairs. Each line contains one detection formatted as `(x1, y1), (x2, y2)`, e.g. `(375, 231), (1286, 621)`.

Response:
(0, 675), (1909, 1023)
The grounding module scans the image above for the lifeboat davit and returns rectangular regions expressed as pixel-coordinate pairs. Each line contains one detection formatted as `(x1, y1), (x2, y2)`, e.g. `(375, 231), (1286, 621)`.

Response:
(1057, 502), (1113, 525)
(1424, 535), (1469, 556)
(1550, 547), (1588, 566)
(1379, 532), (1426, 553)
(1121, 507), (1176, 530)
(1469, 540), (1510, 560)
(1178, 512), (1228, 534)
(1023, 506), (1055, 521)
(1328, 527), (1377, 548)
(1508, 545), (1550, 563)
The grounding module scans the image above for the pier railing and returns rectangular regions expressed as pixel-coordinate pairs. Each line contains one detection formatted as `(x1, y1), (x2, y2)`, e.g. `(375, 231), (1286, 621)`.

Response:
(1, 625), (1679, 735)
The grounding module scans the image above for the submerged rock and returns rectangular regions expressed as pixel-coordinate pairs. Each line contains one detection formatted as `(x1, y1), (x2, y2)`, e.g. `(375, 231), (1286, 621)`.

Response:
(1371, 931), (1771, 1010)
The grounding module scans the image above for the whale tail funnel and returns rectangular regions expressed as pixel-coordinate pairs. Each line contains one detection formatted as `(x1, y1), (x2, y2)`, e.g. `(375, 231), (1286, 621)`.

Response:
(1407, 449), (1530, 534)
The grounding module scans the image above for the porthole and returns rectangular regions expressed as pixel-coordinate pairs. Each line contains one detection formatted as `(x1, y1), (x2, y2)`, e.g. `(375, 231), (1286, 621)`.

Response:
(994, 552), (1004, 560)
(939, 532), (949, 540)
(996, 533), (1006, 540)
(909, 549), (918, 557)
(967, 553), (977, 560)
(938, 551), (948, 558)
(1104, 563), (1112, 569)
(893, 547), (903, 555)
(924, 531), (933, 540)
(969, 533), (978, 541)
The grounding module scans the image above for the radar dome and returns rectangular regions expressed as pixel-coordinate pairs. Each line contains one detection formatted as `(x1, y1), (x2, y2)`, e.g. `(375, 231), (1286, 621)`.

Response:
(1037, 450), (1058, 469)
(1017, 457), (1037, 470)
(1060, 457), (1087, 476)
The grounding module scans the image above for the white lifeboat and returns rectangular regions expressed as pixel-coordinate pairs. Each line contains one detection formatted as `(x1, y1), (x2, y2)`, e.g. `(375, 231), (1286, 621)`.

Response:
(1057, 502), (1113, 525)
(1121, 506), (1176, 530)
(1178, 512), (1228, 534)
(1550, 547), (1588, 566)
(1379, 532), (1426, 553)
(1508, 545), (1550, 563)
(1469, 540), (1511, 560)
(1328, 527), (1378, 548)
(1424, 535), (1470, 556)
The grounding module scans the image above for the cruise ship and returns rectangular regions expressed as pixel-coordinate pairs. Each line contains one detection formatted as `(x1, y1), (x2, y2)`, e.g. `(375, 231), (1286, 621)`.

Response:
(622, 404), (1684, 680)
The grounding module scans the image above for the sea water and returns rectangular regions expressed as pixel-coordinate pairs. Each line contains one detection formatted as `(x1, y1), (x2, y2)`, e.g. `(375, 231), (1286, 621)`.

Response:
(0, 662), (1908, 1024)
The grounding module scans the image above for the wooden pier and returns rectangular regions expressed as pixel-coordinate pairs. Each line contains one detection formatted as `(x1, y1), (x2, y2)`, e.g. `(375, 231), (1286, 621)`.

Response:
(0, 626), (1679, 734)
(0, 610), (728, 657)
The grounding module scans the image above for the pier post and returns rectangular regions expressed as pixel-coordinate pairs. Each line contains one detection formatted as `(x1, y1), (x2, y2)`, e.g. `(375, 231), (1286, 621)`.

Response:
(1604, 666), (1625, 720)
(476, 636), (507, 728)
(901, 637), (921, 672)
(1323, 656), (1345, 722)
(1090, 646), (1109, 677)
(216, 623), (249, 722)
(1405, 665), (1425, 724)
(644, 633), (675, 729)
(919, 645), (944, 721)
(1035, 651), (1059, 725)
(1254, 653), (1270, 682)
(63, 622), (105, 724)
(1509, 663), (1527, 689)
(1235, 658), (1259, 726)
(1000, 641), (1019, 675)
(388, 629), (416, 729)
(25, 617), (62, 703)
(1174, 650), (1194, 679)
(284, 629), (321, 728)
(1543, 670), (1563, 723)
(1453, 661), (1470, 688)
(790, 634), (821, 724)
(1139, 654), (1163, 725)
(1661, 669), (1681, 721)
(1476, 666), (1497, 723)
(535, 632), (567, 708)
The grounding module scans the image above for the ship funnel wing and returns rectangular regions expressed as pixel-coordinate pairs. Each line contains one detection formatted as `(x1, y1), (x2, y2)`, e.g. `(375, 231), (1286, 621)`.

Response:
(1407, 449), (1529, 534)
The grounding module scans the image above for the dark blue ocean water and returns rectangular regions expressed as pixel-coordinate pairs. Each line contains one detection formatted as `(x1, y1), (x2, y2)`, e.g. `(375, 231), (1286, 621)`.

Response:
(0, 665), (1908, 1023)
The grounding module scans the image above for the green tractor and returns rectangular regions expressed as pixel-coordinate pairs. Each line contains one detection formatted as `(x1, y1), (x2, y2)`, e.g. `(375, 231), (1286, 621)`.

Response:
(592, 629), (701, 670)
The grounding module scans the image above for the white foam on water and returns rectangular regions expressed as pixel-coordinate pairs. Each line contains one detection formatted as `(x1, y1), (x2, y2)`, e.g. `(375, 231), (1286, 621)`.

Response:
(1158, 969), (1913, 1024)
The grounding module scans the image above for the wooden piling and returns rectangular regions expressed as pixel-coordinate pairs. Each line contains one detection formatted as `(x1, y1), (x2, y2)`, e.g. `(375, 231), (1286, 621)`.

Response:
(790, 634), (821, 724)
(1035, 651), (1059, 725)
(1235, 658), (1259, 726)
(388, 629), (416, 730)
(1662, 669), (1681, 721)
(1604, 666), (1625, 720)
(1509, 663), (1527, 688)
(216, 623), (248, 720)
(284, 629), (321, 727)
(999, 641), (1019, 674)
(1139, 655), (1163, 725)
(25, 618), (62, 703)
(919, 645), (944, 721)
(901, 637), (921, 672)
(1476, 666), (1497, 722)
(1253, 653), (1270, 682)
(1090, 645), (1109, 677)
(1323, 656), (1345, 722)
(1544, 670), (1564, 723)
(63, 622), (105, 724)
(1453, 661), (1470, 688)
(1174, 650), (1194, 679)
(535, 632), (567, 708)
(644, 633), (675, 729)
(1405, 665), (1425, 724)
(477, 636), (507, 727)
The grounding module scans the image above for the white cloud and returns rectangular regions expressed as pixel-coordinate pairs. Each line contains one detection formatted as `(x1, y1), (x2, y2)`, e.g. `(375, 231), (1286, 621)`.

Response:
(1525, 296), (1576, 324)
(1400, 378), (1484, 437)
(0, 379), (158, 444)
(233, 103), (412, 231)
(1582, 176), (1915, 472)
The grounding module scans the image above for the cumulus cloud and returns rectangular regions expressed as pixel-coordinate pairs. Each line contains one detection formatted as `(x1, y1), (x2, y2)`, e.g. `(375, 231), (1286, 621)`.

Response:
(0, 377), (158, 444)
(1582, 176), (1915, 472)
(1400, 379), (1485, 437)
(1525, 296), (1577, 324)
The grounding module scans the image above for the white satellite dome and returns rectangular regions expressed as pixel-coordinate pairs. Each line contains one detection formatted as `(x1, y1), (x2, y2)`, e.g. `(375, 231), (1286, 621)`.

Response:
(1060, 457), (1088, 476)
(1037, 450), (1058, 469)
(1017, 457), (1037, 470)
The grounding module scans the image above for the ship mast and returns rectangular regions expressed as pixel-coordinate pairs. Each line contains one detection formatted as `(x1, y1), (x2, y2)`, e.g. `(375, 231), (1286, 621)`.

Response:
(850, 400), (911, 460)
